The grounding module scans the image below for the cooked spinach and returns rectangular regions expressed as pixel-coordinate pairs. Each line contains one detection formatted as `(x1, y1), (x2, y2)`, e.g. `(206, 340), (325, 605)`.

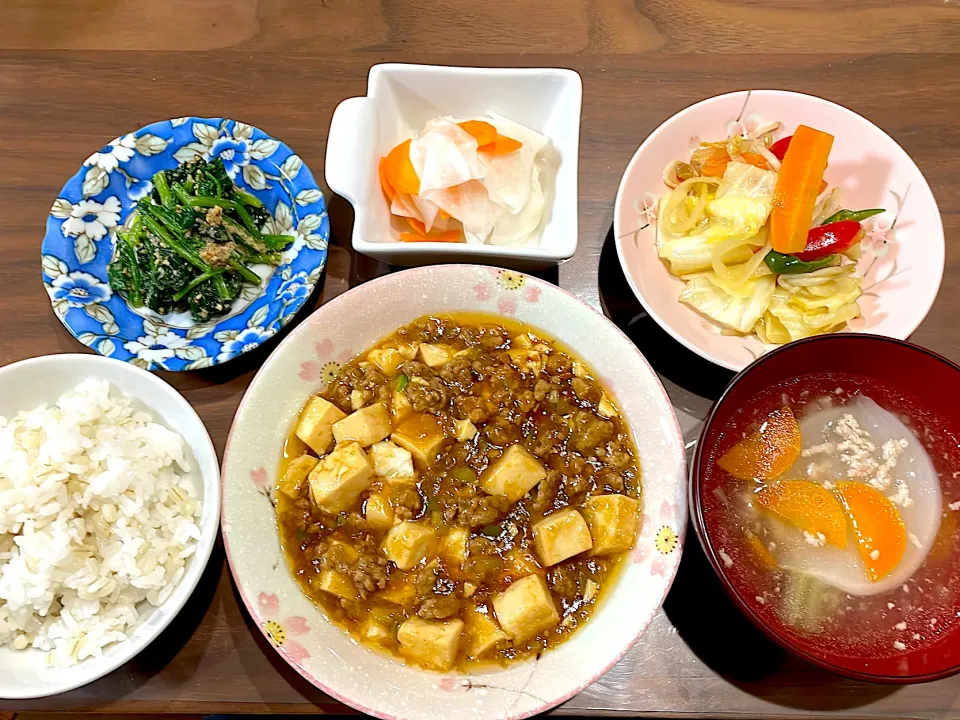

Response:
(108, 157), (290, 322)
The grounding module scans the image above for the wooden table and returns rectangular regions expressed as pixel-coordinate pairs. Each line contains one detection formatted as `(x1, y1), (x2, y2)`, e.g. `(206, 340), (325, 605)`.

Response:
(2, 1), (959, 716)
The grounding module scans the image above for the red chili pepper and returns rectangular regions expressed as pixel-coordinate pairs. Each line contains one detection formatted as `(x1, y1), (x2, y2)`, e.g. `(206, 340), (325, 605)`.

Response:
(794, 220), (863, 261)
(770, 135), (793, 162)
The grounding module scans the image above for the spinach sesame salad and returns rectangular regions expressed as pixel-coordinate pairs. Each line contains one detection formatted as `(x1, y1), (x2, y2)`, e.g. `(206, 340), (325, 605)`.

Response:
(107, 157), (293, 322)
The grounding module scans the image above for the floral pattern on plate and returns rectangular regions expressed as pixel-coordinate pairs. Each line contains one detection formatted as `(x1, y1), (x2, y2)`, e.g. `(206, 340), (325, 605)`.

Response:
(41, 117), (329, 371)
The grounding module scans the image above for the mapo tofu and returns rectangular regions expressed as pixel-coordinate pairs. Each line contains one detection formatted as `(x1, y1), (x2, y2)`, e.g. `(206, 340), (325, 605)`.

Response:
(275, 313), (642, 671)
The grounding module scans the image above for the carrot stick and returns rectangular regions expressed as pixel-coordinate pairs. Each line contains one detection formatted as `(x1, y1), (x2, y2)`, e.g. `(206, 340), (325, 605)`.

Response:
(770, 125), (834, 253)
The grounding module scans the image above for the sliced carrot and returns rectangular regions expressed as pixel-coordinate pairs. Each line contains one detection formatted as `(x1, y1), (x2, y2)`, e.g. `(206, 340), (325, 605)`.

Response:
(399, 230), (462, 243)
(834, 482), (906, 582)
(378, 157), (396, 203)
(770, 125), (834, 253)
(458, 120), (498, 147)
(819, 179), (828, 194)
(741, 152), (771, 171)
(479, 134), (523, 155)
(717, 407), (801, 481)
(701, 157), (729, 177)
(405, 217), (427, 235)
(756, 480), (847, 548)
(383, 139), (420, 195)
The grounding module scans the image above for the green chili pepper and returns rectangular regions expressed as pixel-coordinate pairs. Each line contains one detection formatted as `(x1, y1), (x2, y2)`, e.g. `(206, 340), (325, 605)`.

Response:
(395, 374), (409, 392)
(764, 251), (838, 275)
(820, 208), (884, 225)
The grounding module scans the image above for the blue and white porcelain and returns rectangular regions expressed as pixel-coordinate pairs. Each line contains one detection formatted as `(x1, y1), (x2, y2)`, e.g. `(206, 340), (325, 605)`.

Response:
(41, 117), (329, 371)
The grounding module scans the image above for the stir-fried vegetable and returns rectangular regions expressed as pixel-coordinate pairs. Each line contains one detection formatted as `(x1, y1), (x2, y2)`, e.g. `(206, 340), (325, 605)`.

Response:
(107, 157), (289, 322)
(770, 126), (835, 253)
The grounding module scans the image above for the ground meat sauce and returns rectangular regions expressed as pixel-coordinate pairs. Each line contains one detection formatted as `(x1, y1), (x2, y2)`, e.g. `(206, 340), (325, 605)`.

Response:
(275, 313), (642, 671)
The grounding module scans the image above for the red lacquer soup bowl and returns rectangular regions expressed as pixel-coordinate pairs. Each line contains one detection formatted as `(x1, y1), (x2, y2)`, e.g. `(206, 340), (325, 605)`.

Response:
(691, 333), (960, 683)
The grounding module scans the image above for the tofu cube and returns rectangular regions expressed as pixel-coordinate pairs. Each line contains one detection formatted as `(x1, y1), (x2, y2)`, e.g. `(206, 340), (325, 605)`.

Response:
(455, 418), (478, 443)
(367, 347), (404, 376)
(276, 455), (318, 498)
(505, 547), (542, 579)
(583, 494), (642, 555)
(506, 348), (542, 374)
(439, 527), (469, 568)
(378, 574), (417, 605)
(295, 396), (346, 455)
(532, 508), (593, 566)
(463, 582), (478, 598)
(512, 333), (534, 349)
(361, 617), (395, 645)
(370, 440), (416, 482)
(391, 413), (447, 468)
(464, 605), (509, 659)
(392, 341), (418, 360)
(397, 617), (464, 670)
(597, 394), (617, 418)
(382, 522), (437, 570)
(324, 539), (360, 565)
(333, 403), (392, 447)
(417, 343), (452, 368)
(318, 570), (359, 600)
(479, 444), (546, 502)
(365, 492), (395, 532)
(492, 574), (559, 642)
(307, 441), (374, 514)
(391, 388), (413, 423)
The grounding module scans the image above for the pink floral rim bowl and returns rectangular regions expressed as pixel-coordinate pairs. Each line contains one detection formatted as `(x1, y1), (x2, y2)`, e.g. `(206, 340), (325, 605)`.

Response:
(220, 265), (686, 720)
(614, 89), (945, 372)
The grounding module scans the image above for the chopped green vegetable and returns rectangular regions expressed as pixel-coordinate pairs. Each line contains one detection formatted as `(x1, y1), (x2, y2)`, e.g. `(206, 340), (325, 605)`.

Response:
(451, 467), (477, 484)
(107, 157), (280, 322)
(820, 208), (884, 225)
(764, 250), (837, 275)
(479, 523), (502, 538)
(396, 374), (409, 392)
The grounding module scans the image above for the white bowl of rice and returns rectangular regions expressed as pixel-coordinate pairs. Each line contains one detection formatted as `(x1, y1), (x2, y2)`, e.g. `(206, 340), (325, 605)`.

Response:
(0, 354), (219, 699)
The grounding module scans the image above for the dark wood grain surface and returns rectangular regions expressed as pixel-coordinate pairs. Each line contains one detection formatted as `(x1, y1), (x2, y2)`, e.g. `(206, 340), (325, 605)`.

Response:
(1, 1), (959, 716)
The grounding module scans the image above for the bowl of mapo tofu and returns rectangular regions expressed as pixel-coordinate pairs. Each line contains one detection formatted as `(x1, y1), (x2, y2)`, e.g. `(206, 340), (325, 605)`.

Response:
(221, 265), (686, 720)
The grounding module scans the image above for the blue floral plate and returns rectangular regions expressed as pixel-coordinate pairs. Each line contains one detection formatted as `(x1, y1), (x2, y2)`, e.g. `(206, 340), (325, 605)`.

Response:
(41, 117), (329, 371)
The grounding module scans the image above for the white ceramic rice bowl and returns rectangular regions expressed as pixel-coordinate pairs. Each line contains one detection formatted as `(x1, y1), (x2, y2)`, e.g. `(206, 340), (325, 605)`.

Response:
(0, 353), (220, 699)
(221, 264), (686, 719)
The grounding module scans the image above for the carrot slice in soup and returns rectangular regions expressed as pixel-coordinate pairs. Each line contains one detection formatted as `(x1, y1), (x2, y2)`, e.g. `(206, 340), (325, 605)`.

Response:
(378, 157), (396, 202)
(717, 407), (801, 481)
(756, 480), (847, 548)
(834, 482), (907, 582)
(458, 120), (498, 147)
(479, 134), (523, 155)
(770, 125), (834, 253)
(383, 139), (420, 195)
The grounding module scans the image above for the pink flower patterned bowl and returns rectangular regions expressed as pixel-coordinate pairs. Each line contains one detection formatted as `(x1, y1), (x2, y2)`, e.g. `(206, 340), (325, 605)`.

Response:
(220, 264), (686, 720)
(614, 90), (945, 372)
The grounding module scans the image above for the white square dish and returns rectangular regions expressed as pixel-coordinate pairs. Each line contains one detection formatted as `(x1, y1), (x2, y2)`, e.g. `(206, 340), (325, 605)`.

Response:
(325, 64), (582, 269)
